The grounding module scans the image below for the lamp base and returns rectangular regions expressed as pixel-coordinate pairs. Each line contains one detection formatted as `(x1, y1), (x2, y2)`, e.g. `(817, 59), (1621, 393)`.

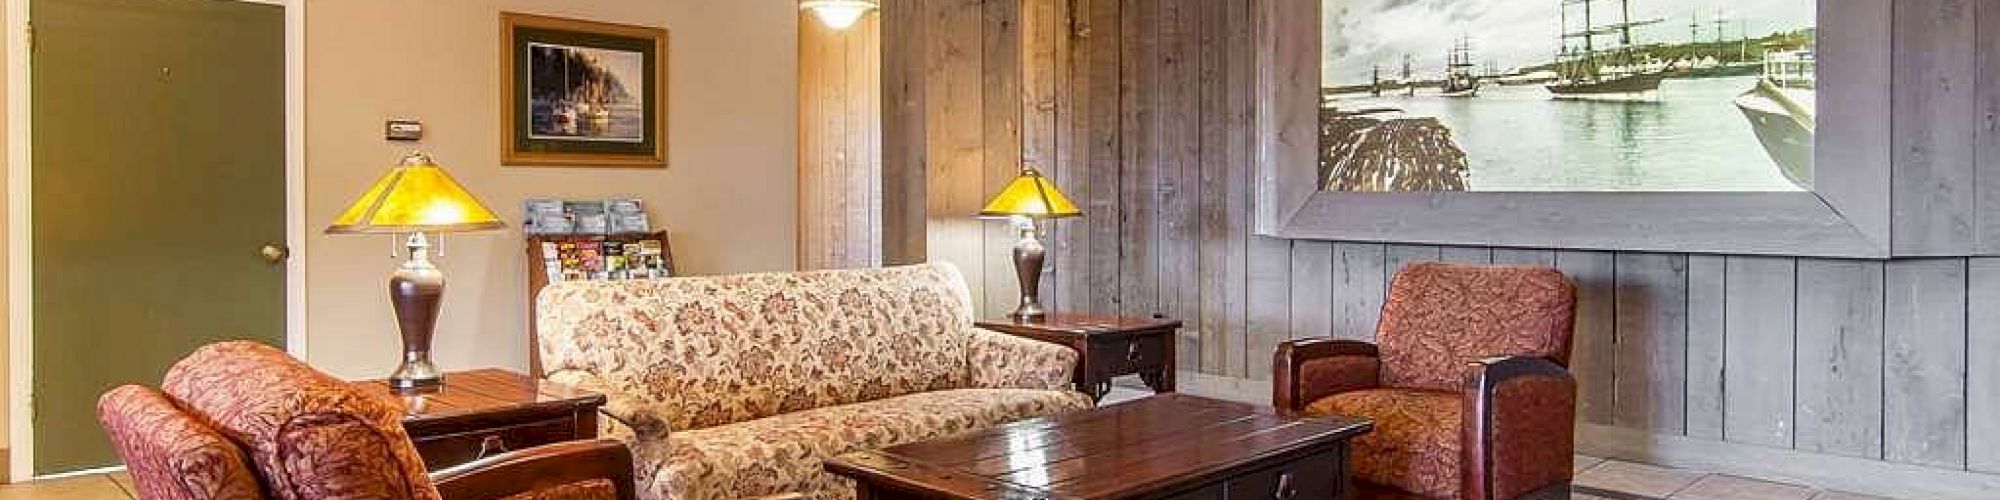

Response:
(388, 232), (446, 392)
(388, 358), (443, 389)
(1010, 218), (1048, 321)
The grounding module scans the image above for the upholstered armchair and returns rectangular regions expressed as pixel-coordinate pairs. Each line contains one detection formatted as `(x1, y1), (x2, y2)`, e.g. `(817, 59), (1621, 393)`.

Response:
(1273, 262), (1578, 500)
(97, 341), (637, 500)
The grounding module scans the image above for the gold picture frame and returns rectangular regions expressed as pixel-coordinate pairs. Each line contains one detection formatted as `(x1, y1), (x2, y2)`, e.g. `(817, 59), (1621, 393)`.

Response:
(501, 12), (668, 168)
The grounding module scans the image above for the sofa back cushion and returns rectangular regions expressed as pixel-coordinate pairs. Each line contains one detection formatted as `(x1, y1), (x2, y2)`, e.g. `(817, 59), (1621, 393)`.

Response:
(1376, 263), (1576, 391)
(97, 385), (267, 500)
(537, 263), (978, 430)
(163, 341), (441, 500)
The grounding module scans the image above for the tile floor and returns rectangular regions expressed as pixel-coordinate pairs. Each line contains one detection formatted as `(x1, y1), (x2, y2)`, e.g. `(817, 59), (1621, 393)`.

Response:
(0, 458), (1905, 499)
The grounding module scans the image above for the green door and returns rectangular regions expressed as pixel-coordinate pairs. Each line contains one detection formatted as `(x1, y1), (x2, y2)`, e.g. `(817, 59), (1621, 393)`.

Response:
(31, 0), (285, 474)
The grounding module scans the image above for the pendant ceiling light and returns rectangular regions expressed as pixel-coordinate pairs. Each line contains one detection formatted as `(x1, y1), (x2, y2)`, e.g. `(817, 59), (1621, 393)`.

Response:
(801, 0), (878, 30)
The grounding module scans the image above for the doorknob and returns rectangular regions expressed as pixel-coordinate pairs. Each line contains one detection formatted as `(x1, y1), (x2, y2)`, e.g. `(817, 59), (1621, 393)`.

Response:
(260, 244), (290, 263)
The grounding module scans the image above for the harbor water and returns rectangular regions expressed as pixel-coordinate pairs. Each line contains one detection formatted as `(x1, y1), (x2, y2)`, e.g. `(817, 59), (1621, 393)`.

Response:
(1328, 75), (1806, 192)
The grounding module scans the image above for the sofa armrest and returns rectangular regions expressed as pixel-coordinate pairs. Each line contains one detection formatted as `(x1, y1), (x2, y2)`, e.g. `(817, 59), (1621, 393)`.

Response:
(432, 439), (636, 500)
(1273, 337), (1381, 412)
(542, 369), (673, 441)
(966, 327), (1080, 392)
(1461, 356), (1576, 500)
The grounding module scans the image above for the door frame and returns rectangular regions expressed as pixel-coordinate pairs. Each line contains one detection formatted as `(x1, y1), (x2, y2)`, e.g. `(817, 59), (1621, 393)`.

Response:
(3, 0), (307, 481)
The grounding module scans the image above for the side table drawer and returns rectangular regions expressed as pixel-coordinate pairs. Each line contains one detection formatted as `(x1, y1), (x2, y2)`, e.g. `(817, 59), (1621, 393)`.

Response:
(1224, 449), (1342, 499)
(411, 417), (579, 470)
(1089, 332), (1170, 377)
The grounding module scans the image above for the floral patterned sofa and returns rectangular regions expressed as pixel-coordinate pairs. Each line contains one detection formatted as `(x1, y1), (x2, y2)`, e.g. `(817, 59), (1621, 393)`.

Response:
(535, 262), (1093, 500)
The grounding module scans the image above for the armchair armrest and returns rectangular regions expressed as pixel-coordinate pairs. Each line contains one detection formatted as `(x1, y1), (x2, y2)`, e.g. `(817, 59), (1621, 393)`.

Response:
(966, 327), (1080, 392)
(432, 439), (637, 500)
(1461, 356), (1576, 500)
(1273, 337), (1381, 412)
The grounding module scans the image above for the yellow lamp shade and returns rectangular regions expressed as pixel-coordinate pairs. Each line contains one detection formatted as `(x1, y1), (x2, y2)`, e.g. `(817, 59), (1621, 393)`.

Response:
(979, 168), (1082, 219)
(326, 152), (505, 234)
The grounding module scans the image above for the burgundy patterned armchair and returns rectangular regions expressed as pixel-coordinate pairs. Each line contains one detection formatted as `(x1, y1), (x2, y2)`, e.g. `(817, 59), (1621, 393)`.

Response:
(96, 341), (637, 500)
(1274, 263), (1578, 500)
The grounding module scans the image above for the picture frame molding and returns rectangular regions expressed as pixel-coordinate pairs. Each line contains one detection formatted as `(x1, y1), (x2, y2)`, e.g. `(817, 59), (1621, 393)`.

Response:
(500, 12), (669, 169)
(1252, 0), (1895, 258)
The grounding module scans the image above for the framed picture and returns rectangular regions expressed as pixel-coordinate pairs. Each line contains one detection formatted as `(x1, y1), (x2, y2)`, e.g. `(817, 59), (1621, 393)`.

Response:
(1251, 0), (1920, 258)
(501, 12), (668, 168)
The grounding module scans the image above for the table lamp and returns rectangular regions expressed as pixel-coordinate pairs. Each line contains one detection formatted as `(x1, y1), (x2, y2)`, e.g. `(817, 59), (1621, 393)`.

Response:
(326, 151), (505, 389)
(979, 167), (1081, 320)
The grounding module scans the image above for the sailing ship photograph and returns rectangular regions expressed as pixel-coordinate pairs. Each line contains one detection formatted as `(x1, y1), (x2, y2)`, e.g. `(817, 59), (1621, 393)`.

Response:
(528, 42), (647, 142)
(1318, 0), (1816, 192)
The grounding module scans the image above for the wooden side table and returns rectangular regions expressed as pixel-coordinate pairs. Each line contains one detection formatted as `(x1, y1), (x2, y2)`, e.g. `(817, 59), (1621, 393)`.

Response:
(357, 368), (606, 470)
(976, 313), (1183, 401)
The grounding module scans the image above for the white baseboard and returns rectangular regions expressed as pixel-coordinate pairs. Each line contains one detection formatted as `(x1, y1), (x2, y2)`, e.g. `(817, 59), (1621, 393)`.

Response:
(1578, 424), (2000, 500)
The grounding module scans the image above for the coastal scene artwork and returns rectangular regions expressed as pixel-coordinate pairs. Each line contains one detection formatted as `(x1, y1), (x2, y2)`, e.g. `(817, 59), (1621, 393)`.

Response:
(1319, 0), (1816, 192)
(502, 12), (666, 168)
(528, 43), (646, 142)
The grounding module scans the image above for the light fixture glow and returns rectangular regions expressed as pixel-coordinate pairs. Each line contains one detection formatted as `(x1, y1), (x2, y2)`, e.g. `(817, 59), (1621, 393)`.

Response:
(802, 0), (878, 30)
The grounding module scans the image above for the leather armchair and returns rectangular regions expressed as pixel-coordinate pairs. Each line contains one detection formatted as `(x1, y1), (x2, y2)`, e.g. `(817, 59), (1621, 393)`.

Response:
(98, 341), (636, 500)
(1273, 262), (1578, 500)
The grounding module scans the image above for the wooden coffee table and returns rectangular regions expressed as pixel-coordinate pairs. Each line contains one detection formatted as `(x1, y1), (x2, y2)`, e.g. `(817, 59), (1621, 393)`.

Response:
(825, 394), (1372, 499)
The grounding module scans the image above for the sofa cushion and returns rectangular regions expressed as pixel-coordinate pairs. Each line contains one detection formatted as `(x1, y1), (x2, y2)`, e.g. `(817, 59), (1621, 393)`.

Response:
(162, 341), (440, 500)
(644, 388), (1089, 500)
(97, 385), (266, 500)
(1306, 388), (1463, 498)
(538, 263), (983, 431)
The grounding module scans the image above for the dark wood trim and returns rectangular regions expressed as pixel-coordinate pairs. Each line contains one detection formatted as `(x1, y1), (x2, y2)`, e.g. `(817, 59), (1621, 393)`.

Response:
(1271, 337), (1379, 412)
(1462, 356), (1574, 500)
(431, 439), (638, 500)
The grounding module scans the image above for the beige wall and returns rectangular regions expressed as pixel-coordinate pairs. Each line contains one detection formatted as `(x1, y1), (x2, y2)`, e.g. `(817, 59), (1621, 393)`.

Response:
(304, 0), (798, 378)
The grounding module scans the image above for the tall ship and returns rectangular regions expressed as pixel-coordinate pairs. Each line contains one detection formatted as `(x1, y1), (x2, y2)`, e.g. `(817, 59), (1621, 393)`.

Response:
(1547, 0), (1667, 100)
(1440, 36), (1480, 97)
(1734, 46), (1815, 188)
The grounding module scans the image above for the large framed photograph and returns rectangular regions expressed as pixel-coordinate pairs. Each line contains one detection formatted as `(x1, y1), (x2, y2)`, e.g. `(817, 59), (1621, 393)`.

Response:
(1253, 0), (1913, 257)
(501, 13), (667, 168)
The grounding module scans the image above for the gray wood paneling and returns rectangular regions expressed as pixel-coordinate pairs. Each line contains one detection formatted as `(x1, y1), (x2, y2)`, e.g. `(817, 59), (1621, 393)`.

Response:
(1288, 241), (1334, 340)
(1441, 246), (1494, 264)
(1493, 248), (1557, 267)
(1794, 259), (1886, 459)
(1613, 253), (1688, 433)
(883, 0), (2000, 485)
(1883, 259), (1968, 468)
(1723, 256), (1796, 448)
(1685, 255), (1727, 440)
(1330, 243), (1385, 341)
(1559, 250), (1617, 426)
(1891, 0), (1978, 254)
(1964, 258), (2000, 473)
(1976, 0), (2000, 254)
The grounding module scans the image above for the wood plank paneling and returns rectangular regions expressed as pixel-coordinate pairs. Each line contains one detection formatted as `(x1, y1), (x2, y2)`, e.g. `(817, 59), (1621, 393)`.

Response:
(1559, 250), (1617, 426)
(1287, 241), (1333, 340)
(1329, 243), (1384, 341)
(1891, 0), (1978, 254)
(1976, 0), (2000, 254)
(980, 0), (1025, 317)
(1969, 258), (2000, 473)
(1794, 258), (1886, 459)
(879, 0), (2000, 487)
(1883, 258), (1968, 468)
(1492, 248), (1556, 267)
(879, 0), (926, 265)
(1613, 253), (1688, 433)
(1685, 255), (1727, 440)
(1723, 256), (1796, 448)
(799, 12), (884, 271)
